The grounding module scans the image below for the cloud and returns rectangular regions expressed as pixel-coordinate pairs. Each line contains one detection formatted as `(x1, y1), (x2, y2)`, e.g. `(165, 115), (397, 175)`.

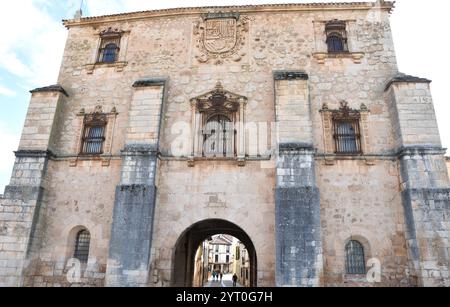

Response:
(0, 85), (16, 97)
(0, 1), (67, 88)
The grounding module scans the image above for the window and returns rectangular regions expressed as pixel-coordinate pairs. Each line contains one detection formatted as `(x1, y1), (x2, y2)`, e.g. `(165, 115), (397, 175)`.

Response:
(215, 245), (219, 253)
(226, 245), (231, 253)
(203, 114), (234, 157)
(74, 229), (91, 263)
(82, 125), (106, 155)
(80, 111), (107, 155)
(333, 119), (361, 154)
(331, 101), (362, 155)
(345, 240), (366, 275)
(325, 20), (348, 53)
(215, 255), (219, 263)
(190, 82), (247, 165)
(226, 255), (230, 263)
(327, 35), (345, 53)
(97, 27), (122, 64)
(101, 43), (119, 63)
(235, 246), (240, 260)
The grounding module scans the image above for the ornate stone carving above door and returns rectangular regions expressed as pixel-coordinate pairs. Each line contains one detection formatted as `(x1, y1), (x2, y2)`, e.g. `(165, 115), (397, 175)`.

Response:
(193, 12), (249, 64)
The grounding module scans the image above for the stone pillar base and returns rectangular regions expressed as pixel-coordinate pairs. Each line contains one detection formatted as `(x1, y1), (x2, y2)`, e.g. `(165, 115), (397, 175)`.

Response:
(106, 184), (157, 287)
(275, 186), (322, 287)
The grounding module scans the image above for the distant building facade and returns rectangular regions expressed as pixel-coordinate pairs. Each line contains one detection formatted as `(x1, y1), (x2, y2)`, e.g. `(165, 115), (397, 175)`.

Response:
(0, 1), (449, 287)
(208, 235), (234, 274)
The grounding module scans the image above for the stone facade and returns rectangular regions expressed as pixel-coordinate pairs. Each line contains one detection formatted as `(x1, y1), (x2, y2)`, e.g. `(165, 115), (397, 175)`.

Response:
(0, 1), (449, 287)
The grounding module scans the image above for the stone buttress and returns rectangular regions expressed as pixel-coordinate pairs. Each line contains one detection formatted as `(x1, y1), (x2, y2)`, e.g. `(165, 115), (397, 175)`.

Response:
(105, 79), (167, 287)
(274, 72), (323, 287)
(0, 85), (68, 286)
(386, 74), (450, 287)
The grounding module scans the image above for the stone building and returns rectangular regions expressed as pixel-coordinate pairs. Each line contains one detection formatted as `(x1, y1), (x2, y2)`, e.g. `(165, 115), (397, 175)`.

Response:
(232, 241), (251, 287)
(207, 235), (234, 275)
(0, 1), (449, 287)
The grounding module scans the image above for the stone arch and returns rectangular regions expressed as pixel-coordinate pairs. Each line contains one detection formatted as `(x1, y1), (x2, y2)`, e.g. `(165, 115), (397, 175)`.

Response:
(171, 219), (258, 287)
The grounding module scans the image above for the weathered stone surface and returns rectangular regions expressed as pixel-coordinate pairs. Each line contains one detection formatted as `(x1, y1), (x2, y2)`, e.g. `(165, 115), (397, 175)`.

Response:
(106, 184), (156, 287)
(0, 1), (448, 288)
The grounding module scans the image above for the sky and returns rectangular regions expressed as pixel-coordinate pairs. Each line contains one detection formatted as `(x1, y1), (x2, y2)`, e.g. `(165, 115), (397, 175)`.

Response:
(0, 0), (449, 193)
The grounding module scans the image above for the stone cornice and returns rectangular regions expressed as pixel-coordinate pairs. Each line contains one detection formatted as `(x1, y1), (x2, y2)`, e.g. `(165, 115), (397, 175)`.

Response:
(30, 85), (69, 97)
(385, 73), (432, 91)
(397, 146), (446, 158)
(15, 150), (55, 159)
(63, 2), (395, 28)
(133, 78), (167, 88)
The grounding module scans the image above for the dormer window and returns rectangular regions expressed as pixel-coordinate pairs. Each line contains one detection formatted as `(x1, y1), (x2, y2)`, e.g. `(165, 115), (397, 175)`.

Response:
(325, 20), (348, 53)
(98, 27), (122, 64)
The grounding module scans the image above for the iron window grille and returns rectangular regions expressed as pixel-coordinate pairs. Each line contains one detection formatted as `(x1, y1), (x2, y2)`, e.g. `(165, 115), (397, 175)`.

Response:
(332, 101), (362, 155)
(99, 43), (119, 63)
(345, 240), (366, 275)
(97, 27), (122, 64)
(325, 20), (349, 53)
(203, 114), (236, 158)
(333, 119), (362, 154)
(74, 230), (91, 264)
(80, 113), (107, 155)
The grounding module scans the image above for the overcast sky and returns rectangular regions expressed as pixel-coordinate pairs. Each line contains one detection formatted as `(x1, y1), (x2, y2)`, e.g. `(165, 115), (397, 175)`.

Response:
(0, 0), (449, 192)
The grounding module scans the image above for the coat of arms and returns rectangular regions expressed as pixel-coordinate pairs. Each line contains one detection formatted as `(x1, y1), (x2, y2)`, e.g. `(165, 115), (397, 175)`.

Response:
(194, 13), (249, 64)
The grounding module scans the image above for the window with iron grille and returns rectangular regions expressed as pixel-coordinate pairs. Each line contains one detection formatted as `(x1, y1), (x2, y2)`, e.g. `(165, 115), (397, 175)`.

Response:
(333, 119), (362, 154)
(203, 114), (235, 158)
(74, 230), (91, 263)
(325, 20), (348, 53)
(100, 43), (119, 63)
(81, 124), (106, 155)
(97, 28), (121, 64)
(345, 240), (366, 275)
(327, 35), (345, 53)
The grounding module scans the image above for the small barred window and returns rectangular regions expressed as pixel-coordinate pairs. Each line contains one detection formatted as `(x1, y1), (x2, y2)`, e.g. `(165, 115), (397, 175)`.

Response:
(74, 230), (91, 263)
(80, 111), (107, 155)
(333, 119), (361, 154)
(345, 240), (366, 275)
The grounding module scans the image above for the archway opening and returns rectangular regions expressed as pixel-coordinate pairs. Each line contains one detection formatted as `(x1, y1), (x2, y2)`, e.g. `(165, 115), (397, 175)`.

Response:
(172, 219), (257, 287)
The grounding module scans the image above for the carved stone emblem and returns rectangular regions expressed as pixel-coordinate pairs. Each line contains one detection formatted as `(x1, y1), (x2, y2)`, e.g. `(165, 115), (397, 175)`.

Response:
(194, 12), (249, 64)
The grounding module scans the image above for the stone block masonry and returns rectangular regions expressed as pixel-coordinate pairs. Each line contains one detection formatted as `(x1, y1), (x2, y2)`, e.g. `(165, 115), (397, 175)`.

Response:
(106, 80), (166, 287)
(387, 77), (450, 287)
(274, 72), (323, 287)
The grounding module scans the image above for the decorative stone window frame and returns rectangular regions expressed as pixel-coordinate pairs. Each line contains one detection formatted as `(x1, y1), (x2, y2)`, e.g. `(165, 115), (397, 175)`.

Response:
(189, 82), (247, 167)
(85, 27), (129, 74)
(71, 105), (118, 167)
(325, 20), (349, 53)
(312, 19), (364, 64)
(320, 101), (370, 162)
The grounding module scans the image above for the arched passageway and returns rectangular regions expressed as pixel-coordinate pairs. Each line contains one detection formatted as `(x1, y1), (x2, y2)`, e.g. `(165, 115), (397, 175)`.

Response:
(172, 219), (257, 287)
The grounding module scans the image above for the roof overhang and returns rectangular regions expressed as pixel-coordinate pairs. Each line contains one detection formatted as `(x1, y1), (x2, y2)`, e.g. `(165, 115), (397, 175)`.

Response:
(63, 1), (395, 28)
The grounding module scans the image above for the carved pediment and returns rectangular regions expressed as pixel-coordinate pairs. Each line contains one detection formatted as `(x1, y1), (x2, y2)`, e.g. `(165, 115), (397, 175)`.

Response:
(190, 82), (247, 113)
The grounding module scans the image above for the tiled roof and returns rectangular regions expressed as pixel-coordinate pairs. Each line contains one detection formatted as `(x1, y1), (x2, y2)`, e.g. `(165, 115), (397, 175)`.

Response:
(63, 1), (395, 27)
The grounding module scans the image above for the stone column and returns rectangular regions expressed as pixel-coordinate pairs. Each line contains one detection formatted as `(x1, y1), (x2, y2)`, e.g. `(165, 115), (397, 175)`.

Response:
(0, 85), (67, 287)
(106, 78), (166, 287)
(273, 71), (323, 287)
(386, 74), (450, 287)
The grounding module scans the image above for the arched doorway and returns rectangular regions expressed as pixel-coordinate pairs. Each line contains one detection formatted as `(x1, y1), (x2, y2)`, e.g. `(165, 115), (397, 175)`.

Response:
(172, 219), (257, 287)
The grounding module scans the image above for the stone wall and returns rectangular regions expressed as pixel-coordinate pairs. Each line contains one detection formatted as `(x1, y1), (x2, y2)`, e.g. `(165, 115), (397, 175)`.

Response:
(3, 2), (448, 287)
